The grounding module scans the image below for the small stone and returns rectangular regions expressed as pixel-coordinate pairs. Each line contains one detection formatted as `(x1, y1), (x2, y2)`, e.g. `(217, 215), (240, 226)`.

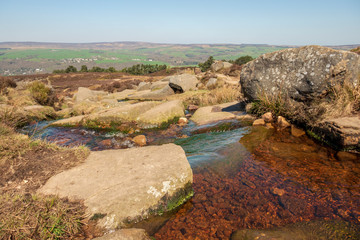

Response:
(291, 125), (305, 137)
(265, 123), (274, 129)
(132, 135), (147, 146)
(270, 187), (285, 196)
(188, 105), (199, 111)
(100, 139), (112, 147)
(262, 112), (273, 123)
(277, 116), (290, 129)
(253, 119), (265, 126)
(178, 117), (188, 125)
(185, 113), (192, 118)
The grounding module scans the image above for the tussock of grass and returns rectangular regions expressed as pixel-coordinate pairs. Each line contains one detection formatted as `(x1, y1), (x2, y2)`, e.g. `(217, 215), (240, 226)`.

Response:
(0, 194), (85, 239)
(249, 90), (290, 118)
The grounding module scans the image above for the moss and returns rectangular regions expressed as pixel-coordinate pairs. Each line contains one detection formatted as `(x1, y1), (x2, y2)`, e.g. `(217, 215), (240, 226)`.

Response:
(90, 213), (107, 221)
(166, 182), (194, 211)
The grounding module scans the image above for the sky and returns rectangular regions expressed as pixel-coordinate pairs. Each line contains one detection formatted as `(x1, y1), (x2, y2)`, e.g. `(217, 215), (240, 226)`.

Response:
(1, 0), (359, 45)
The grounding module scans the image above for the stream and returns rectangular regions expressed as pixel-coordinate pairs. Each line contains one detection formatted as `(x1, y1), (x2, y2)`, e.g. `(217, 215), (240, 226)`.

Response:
(22, 117), (360, 239)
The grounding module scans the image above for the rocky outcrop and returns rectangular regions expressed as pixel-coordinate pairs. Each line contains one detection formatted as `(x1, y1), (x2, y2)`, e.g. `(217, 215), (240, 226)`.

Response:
(38, 144), (193, 230)
(240, 45), (360, 102)
(169, 74), (198, 92)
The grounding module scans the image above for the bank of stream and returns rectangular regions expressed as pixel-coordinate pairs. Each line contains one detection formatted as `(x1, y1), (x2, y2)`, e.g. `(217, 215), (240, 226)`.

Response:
(22, 116), (360, 239)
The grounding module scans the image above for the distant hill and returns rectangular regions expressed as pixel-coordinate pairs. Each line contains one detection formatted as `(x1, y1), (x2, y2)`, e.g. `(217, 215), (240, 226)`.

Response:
(0, 41), (358, 76)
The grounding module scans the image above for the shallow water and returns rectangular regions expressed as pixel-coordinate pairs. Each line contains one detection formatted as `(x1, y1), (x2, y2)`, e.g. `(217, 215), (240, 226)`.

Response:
(22, 119), (360, 239)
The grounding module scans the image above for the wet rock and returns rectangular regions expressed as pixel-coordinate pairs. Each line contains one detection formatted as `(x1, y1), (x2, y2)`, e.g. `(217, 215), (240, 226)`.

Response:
(253, 119), (265, 126)
(169, 74), (199, 92)
(277, 116), (290, 129)
(262, 112), (273, 123)
(94, 228), (151, 240)
(336, 151), (358, 161)
(270, 187), (285, 196)
(190, 102), (238, 125)
(137, 82), (152, 91)
(132, 135), (147, 146)
(231, 220), (360, 240)
(100, 139), (113, 147)
(291, 125), (305, 137)
(265, 123), (274, 129)
(314, 117), (360, 151)
(51, 115), (85, 126)
(38, 144), (193, 230)
(178, 117), (188, 125)
(187, 105), (199, 111)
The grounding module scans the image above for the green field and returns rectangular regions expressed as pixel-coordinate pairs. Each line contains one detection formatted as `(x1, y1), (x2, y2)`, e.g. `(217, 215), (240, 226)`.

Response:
(0, 44), (290, 75)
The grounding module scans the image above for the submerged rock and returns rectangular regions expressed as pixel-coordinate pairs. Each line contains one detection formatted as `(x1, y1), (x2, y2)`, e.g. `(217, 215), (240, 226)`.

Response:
(231, 220), (360, 240)
(38, 144), (193, 230)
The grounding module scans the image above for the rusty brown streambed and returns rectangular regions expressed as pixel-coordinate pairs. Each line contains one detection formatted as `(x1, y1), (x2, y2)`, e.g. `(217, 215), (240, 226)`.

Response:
(152, 126), (360, 239)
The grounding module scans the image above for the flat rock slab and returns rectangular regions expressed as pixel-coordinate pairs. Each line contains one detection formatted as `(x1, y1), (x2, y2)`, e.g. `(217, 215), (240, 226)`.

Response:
(315, 116), (360, 151)
(191, 102), (241, 125)
(94, 228), (151, 240)
(38, 144), (193, 230)
(137, 100), (184, 126)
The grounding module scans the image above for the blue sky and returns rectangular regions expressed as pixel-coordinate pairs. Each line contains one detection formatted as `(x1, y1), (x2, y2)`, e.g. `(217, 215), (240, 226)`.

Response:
(1, 0), (359, 45)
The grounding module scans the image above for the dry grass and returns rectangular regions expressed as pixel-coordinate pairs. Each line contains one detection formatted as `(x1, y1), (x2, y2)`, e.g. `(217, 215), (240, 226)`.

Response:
(0, 122), (90, 239)
(0, 193), (85, 239)
(185, 85), (242, 107)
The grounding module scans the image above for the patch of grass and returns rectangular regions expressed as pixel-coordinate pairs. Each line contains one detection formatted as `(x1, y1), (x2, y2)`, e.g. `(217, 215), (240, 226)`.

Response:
(0, 193), (85, 239)
(249, 89), (290, 118)
(187, 85), (242, 107)
(27, 81), (55, 106)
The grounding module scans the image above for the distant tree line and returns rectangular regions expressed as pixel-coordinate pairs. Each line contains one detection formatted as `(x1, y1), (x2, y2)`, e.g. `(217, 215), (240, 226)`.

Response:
(121, 64), (167, 75)
(53, 64), (167, 75)
(198, 55), (254, 72)
(53, 65), (116, 74)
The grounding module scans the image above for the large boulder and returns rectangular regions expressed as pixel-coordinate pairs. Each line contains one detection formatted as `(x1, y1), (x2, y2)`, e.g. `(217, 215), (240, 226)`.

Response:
(128, 85), (174, 100)
(211, 61), (233, 73)
(169, 74), (199, 92)
(240, 45), (360, 102)
(38, 144), (193, 230)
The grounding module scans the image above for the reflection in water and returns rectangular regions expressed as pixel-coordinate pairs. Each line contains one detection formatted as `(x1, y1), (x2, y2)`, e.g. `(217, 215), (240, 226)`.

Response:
(154, 126), (360, 240)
